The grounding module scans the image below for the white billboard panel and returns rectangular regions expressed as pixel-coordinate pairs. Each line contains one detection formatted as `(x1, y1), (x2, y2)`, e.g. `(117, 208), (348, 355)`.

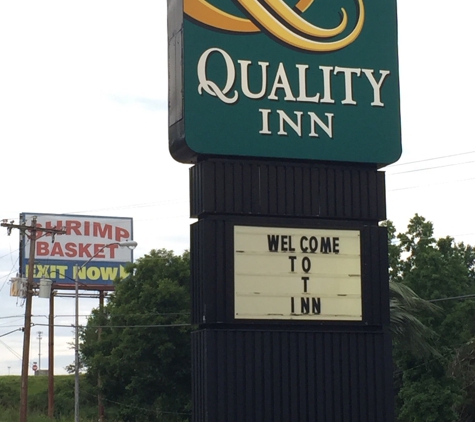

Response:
(20, 213), (134, 286)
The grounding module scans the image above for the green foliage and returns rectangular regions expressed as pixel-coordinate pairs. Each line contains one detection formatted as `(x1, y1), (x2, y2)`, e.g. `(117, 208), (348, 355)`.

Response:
(80, 249), (191, 422)
(389, 281), (440, 358)
(0, 375), (97, 421)
(0, 379), (16, 408)
(389, 215), (475, 421)
(398, 372), (463, 422)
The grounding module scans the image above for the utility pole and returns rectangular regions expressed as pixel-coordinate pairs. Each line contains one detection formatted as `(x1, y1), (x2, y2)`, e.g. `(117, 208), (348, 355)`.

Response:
(98, 291), (105, 422)
(48, 290), (55, 419)
(1, 217), (65, 422)
(37, 331), (43, 371)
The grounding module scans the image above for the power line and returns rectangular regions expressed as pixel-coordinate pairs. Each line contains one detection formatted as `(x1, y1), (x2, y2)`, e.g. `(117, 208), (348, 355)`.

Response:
(428, 294), (475, 303)
(93, 394), (191, 417)
(0, 339), (23, 361)
(34, 323), (191, 329)
(388, 150), (475, 167)
(0, 258), (19, 293)
(0, 319), (24, 328)
(387, 176), (475, 192)
(0, 249), (19, 260)
(0, 328), (21, 338)
(393, 342), (458, 377)
(387, 159), (475, 175)
(31, 312), (190, 318)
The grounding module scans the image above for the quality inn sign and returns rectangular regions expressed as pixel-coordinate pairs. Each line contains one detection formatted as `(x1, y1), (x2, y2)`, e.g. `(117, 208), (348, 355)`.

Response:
(168, 0), (401, 166)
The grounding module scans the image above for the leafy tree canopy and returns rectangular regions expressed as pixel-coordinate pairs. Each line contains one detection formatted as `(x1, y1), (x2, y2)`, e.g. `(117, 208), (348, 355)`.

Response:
(81, 249), (191, 422)
(388, 215), (475, 421)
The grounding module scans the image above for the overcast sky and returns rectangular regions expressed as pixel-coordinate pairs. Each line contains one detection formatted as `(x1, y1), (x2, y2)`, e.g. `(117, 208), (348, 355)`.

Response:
(1, 0), (474, 376)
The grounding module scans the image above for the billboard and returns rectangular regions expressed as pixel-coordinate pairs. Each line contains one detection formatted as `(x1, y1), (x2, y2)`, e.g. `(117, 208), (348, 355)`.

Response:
(168, 0), (401, 166)
(20, 213), (134, 286)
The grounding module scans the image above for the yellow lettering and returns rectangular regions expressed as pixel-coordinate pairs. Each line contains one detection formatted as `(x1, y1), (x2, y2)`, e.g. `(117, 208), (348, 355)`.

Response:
(100, 267), (119, 281)
(35, 264), (49, 278)
(120, 265), (129, 278)
(86, 267), (101, 281)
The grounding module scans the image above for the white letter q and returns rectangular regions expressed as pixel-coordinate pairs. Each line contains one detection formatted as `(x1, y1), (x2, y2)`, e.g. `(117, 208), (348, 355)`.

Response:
(197, 48), (238, 104)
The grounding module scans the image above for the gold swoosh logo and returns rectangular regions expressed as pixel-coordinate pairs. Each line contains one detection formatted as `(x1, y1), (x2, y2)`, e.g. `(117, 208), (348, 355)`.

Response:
(184, 0), (364, 52)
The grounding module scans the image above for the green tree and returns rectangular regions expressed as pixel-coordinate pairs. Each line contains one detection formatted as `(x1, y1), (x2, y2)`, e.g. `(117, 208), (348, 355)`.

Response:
(81, 249), (192, 422)
(389, 280), (439, 358)
(390, 215), (475, 422)
(383, 220), (440, 358)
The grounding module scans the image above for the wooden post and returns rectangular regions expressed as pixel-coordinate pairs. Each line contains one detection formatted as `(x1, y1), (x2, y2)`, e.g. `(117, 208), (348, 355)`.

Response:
(19, 217), (37, 422)
(48, 289), (54, 418)
(98, 291), (105, 422)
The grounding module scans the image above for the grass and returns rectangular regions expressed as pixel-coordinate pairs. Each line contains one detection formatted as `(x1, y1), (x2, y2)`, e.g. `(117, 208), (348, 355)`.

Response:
(0, 407), (97, 422)
(0, 375), (98, 421)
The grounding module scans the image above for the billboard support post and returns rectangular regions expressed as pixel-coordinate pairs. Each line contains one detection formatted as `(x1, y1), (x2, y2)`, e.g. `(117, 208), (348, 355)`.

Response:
(48, 290), (55, 419)
(98, 291), (105, 422)
(74, 263), (80, 422)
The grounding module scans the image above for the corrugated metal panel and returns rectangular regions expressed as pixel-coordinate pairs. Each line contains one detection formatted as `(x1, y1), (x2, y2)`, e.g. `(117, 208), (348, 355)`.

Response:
(192, 329), (394, 422)
(190, 159), (386, 221)
(190, 158), (393, 421)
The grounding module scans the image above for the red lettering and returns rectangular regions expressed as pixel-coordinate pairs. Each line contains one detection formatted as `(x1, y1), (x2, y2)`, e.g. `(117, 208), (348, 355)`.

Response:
(115, 227), (130, 241)
(50, 243), (64, 257)
(66, 220), (81, 236)
(108, 244), (119, 258)
(84, 221), (90, 236)
(93, 223), (112, 240)
(65, 243), (77, 258)
(78, 243), (92, 258)
(36, 241), (49, 256)
(93, 244), (106, 258)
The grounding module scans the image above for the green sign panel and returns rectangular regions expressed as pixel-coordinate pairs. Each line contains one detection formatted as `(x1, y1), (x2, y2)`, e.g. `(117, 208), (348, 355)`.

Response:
(168, 0), (401, 166)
